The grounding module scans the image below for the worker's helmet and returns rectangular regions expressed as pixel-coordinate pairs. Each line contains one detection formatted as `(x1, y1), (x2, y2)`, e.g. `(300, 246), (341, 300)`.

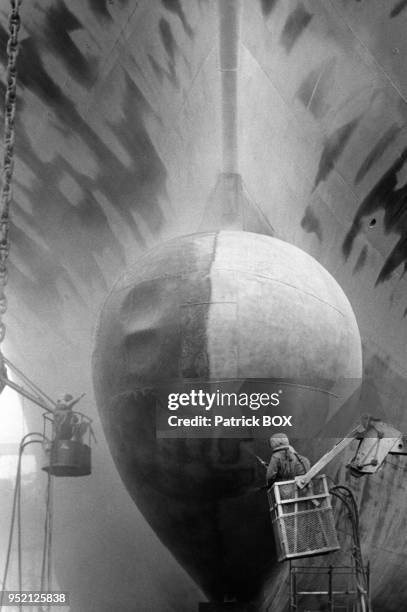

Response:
(269, 433), (289, 450)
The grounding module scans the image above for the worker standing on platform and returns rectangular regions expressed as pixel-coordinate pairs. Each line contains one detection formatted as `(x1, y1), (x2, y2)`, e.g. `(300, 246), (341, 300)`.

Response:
(266, 433), (310, 489)
(54, 393), (84, 441)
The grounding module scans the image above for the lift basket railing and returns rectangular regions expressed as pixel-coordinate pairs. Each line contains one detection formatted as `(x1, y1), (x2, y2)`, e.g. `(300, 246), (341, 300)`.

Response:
(269, 474), (339, 562)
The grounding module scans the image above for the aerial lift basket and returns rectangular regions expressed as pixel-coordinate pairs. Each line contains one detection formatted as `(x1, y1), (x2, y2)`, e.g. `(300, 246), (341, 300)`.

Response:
(42, 411), (92, 477)
(43, 439), (91, 477)
(269, 475), (339, 562)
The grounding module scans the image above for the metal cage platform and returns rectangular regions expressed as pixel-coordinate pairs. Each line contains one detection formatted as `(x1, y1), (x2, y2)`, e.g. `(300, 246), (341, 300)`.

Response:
(268, 475), (339, 562)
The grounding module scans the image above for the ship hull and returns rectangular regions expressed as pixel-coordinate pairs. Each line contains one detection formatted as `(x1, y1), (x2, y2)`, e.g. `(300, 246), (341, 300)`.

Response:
(2, 0), (407, 610)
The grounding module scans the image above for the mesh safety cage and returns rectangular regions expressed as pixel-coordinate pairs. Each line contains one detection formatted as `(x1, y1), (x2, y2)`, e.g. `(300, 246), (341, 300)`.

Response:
(268, 475), (339, 561)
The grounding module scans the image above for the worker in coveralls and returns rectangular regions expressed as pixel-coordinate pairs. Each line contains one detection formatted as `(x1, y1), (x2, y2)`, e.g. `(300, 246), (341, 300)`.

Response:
(266, 433), (310, 489)
(54, 393), (83, 441)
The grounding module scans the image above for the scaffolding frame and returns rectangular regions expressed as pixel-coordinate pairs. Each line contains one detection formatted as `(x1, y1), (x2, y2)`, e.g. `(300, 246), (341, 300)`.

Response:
(289, 563), (370, 612)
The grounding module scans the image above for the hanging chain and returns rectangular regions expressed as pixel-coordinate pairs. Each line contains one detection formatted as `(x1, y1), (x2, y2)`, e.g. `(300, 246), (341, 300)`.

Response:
(0, 0), (22, 344)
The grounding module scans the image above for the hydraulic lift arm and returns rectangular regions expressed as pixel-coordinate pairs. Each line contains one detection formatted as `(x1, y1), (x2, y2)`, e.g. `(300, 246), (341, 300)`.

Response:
(0, 373), (55, 413)
(296, 416), (406, 489)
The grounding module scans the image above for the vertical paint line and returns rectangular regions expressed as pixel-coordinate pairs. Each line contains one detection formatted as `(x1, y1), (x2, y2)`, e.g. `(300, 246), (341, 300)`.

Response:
(218, 0), (242, 174)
